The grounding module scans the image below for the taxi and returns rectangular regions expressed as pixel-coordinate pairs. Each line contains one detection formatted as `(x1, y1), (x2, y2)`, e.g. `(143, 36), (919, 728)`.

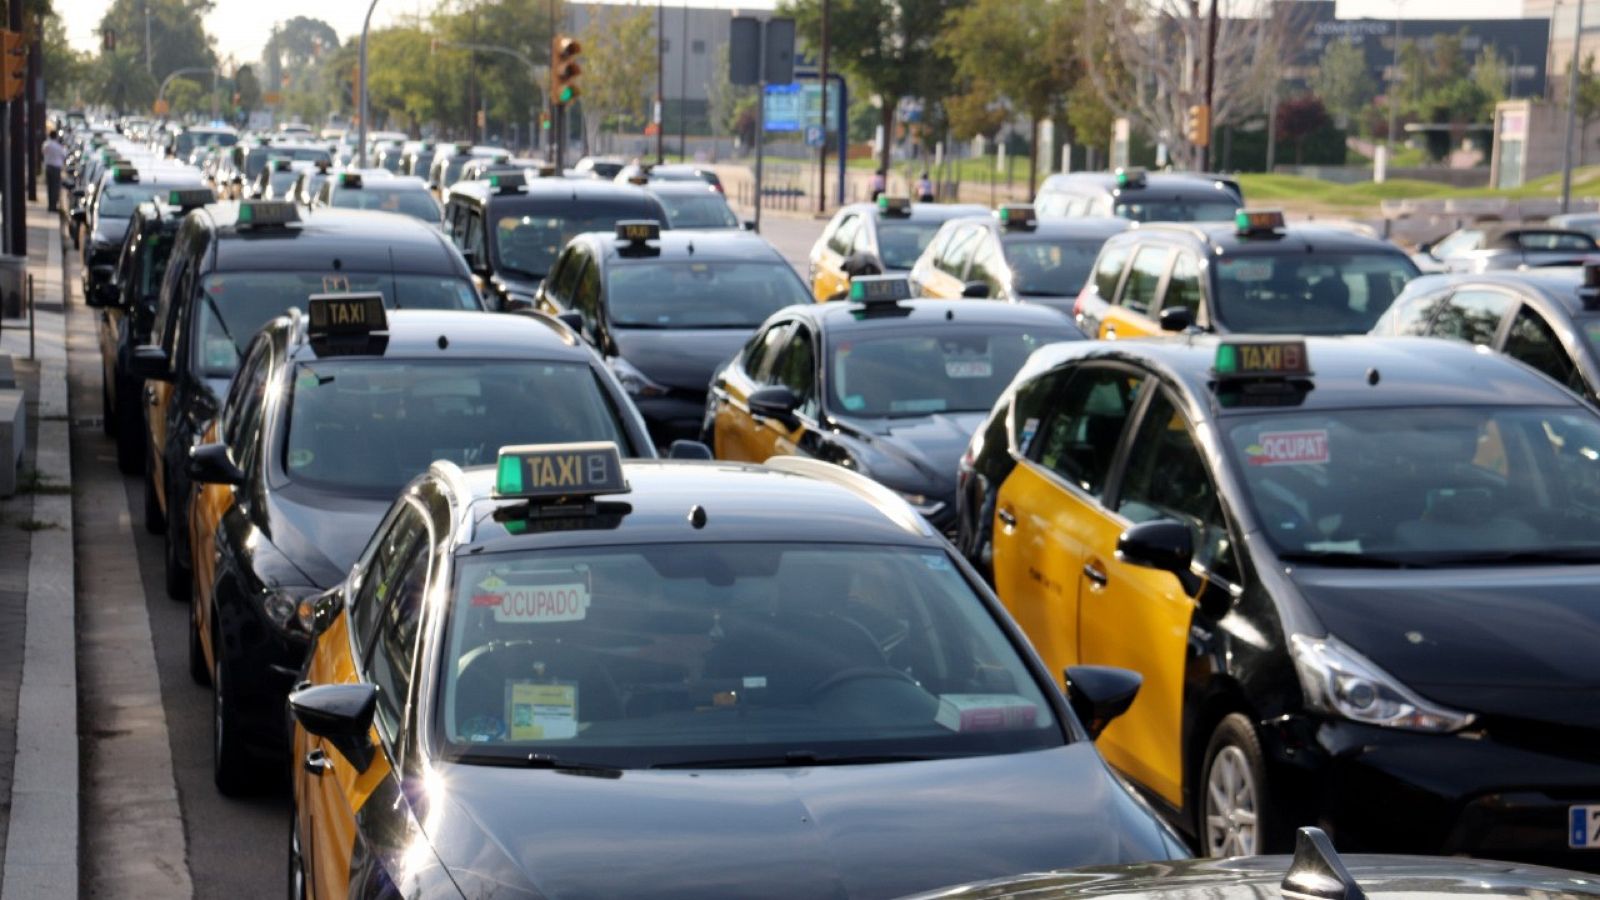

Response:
(910, 204), (1128, 313)
(427, 143), (510, 194)
(1034, 168), (1242, 222)
(185, 296), (652, 793)
(809, 197), (988, 302)
(1372, 264), (1600, 405)
(961, 333), (1600, 867)
(312, 170), (442, 227)
(131, 200), (485, 604)
(705, 276), (1081, 534)
(444, 172), (667, 310)
(536, 221), (811, 445)
(1073, 210), (1419, 340)
(250, 157), (309, 201)
(80, 162), (209, 293)
(286, 441), (1184, 899)
(646, 180), (743, 230)
(90, 188), (213, 474)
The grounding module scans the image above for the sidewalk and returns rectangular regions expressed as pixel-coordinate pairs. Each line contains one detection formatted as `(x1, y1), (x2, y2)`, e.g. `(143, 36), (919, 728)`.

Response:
(0, 199), (78, 900)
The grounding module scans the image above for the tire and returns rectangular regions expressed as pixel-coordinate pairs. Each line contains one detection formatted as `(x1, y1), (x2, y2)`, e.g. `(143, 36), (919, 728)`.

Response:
(114, 398), (144, 475)
(164, 513), (191, 601)
(287, 812), (307, 900)
(188, 594), (210, 687)
(1198, 713), (1282, 858)
(212, 649), (252, 796)
(143, 454), (165, 535)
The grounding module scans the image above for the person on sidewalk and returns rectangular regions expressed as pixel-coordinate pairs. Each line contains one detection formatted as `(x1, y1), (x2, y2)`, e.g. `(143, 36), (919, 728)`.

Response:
(869, 169), (886, 201)
(916, 171), (934, 203)
(42, 131), (66, 212)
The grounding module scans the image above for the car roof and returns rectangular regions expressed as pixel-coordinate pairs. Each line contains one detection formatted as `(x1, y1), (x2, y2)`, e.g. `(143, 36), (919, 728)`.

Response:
(281, 309), (590, 365)
(447, 178), (658, 206)
(448, 457), (938, 552)
(197, 206), (463, 273)
(1120, 222), (1408, 256)
(1023, 334), (1584, 415)
(796, 297), (1087, 332)
(1476, 223), (1596, 249)
(645, 181), (725, 196)
(944, 214), (1132, 242)
(593, 229), (781, 264)
(1400, 269), (1593, 317)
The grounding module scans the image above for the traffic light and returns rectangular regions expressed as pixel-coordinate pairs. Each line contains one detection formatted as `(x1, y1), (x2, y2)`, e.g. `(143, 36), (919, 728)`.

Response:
(551, 35), (582, 106)
(1186, 103), (1211, 148)
(0, 31), (26, 103)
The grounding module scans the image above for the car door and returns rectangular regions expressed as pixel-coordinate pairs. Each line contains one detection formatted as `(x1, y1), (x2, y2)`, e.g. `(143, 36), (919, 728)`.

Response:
(1502, 302), (1593, 399)
(812, 213), (859, 302)
(539, 246), (585, 316)
(1076, 385), (1239, 807)
(990, 363), (1148, 683)
(1100, 244), (1172, 339)
(300, 503), (429, 900)
(764, 323), (822, 460)
(1150, 250), (1207, 330)
(1076, 244), (1131, 337)
(712, 320), (792, 461)
(920, 225), (981, 299)
(146, 222), (202, 505)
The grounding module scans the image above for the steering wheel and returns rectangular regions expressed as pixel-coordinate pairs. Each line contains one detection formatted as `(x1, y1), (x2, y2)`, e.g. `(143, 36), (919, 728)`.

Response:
(805, 666), (918, 700)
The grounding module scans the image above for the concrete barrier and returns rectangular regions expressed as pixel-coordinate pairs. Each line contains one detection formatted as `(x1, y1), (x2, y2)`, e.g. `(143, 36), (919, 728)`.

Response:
(0, 387), (22, 496)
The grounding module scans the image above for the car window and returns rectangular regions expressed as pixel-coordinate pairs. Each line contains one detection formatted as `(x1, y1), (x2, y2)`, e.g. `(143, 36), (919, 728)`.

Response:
(1119, 246), (1170, 314)
(1515, 231), (1597, 252)
(967, 236), (1005, 296)
(1160, 252), (1202, 317)
(1002, 238), (1102, 298)
(1032, 366), (1147, 498)
(831, 325), (1077, 419)
(606, 261), (810, 329)
(1212, 252), (1416, 335)
(828, 215), (859, 255)
(1381, 291), (1443, 335)
(367, 529), (432, 737)
(1432, 229), (1482, 257)
(1431, 289), (1515, 346)
(221, 335), (271, 449)
(549, 247), (584, 305)
(772, 324), (819, 419)
(1092, 245), (1130, 299)
(1506, 305), (1586, 394)
(1116, 390), (1239, 584)
(572, 251), (602, 328)
(939, 226), (982, 278)
(742, 322), (790, 382)
(352, 503), (427, 659)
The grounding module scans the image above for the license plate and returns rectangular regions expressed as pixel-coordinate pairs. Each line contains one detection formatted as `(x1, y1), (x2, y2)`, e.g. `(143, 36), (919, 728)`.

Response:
(1570, 805), (1600, 848)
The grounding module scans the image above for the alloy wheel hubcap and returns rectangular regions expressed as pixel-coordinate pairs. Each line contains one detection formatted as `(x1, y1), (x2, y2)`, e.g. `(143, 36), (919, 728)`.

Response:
(1204, 745), (1258, 857)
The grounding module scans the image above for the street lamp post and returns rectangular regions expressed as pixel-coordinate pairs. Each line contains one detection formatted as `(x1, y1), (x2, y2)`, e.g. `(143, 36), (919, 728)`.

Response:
(1563, 0), (1587, 213)
(358, 0), (381, 169)
(1387, 0), (1404, 164)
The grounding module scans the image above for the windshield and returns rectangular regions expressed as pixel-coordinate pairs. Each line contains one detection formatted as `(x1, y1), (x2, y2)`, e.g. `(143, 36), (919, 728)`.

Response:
(331, 186), (442, 223)
(1114, 198), (1237, 223)
(97, 185), (153, 219)
(657, 193), (738, 229)
(877, 221), (943, 269)
(439, 542), (1060, 767)
(830, 327), (1074, 418)
(1584, 317), (1600, 358)
(1002, 238), (1102, 297)
(284, 359), (629, 493)
(1226, 406), (1600, 563)
(192, 272), (481, 376)
(606, 261), (810, 328)
(443, 156), (469, 185)
(492, 205), (663, 278)
(268, 170), (299, 196)
(176, 131), (237, 156)
(1212, 252), (1416, 334)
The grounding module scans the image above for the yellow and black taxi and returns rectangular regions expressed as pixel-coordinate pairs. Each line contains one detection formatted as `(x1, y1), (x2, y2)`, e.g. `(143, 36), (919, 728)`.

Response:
(704, 275), (1081, 533)
(1373, 263), (1600, 407)
(444, 171), (668, 311)
(79, 162), (209, 297)
(536, 221), (812, 445)
(90, 188), (214, 475)
(909, 204), (1129, 314)
(184, 296), (652, 793)
(1073, 210), (1419, 340)
(809, 197), (988, 302)
(285, 441), (1186, 899)
(131, 200), (485, 604)
(958, 333), (1600, 868)
(1033, 168), (1242, 223)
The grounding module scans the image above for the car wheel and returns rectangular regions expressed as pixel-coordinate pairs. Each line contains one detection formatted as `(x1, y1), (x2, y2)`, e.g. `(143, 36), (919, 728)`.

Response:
(143, 454), (165, 535)
(164, 488), (190, 602)
(1199, 713), (1278, 858)
(212, 648), (251, 796)
(188, 594), (210, 687)
(114, 396), (144, 475)
(287, 812), (308, 900)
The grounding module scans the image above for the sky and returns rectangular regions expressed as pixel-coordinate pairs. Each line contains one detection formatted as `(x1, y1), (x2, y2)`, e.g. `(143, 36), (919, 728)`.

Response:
(53, 0), (1523, 63)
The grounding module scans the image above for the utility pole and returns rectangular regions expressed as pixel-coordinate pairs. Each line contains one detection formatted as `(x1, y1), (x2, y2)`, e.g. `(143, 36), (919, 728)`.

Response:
(358, 0), (381, 167)
(1201, 0), (1218, 171)
(144, 0), (153, 74)
(817, 0), (829, 213)
(1387, 0), (1403, 164)
(678, 0), (688, 159)
(8, 0), (25, 257)
(655, 0), (664, 163)
(1563, 0), (1586, 213)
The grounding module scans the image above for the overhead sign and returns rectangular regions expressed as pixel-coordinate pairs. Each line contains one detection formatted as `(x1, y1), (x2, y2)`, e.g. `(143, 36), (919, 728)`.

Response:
(763, 82), (840, 133)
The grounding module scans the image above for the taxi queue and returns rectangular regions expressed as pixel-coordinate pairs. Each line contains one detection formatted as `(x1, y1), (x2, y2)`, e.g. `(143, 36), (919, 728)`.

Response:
(61, 117), (1600, 899)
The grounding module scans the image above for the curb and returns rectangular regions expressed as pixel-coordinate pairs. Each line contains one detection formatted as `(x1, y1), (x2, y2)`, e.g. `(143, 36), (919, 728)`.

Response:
(1, 206), (78, 900)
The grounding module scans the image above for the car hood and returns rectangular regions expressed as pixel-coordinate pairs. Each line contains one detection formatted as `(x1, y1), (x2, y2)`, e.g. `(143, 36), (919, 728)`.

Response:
(265, 484), (392, 587)
(610, 327), (750, 392)
(838, 411), (988, 498)
(426, 745), (1179, 900)
(1293, 566), (1600, 727)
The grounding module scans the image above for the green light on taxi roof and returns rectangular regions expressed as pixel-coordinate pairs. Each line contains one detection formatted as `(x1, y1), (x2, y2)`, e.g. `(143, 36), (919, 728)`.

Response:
(1234, 211), (1250, 231)
(1215, 344), (1239, 375)
(850, 280), (865, 301)
(496, 454), (524, 496)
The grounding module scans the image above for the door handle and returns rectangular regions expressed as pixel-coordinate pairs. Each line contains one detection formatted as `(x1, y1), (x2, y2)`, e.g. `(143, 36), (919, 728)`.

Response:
(1083, 559), (1108, 587)
(996, 506), (1017, 528)
(303, 747), (333, 777)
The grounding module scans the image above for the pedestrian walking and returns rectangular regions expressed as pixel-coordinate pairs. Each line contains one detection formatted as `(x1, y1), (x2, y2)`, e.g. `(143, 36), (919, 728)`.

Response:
(916, 171), (934, 203)
(870, 168), (886, 201)
(42, 131), (66, 212)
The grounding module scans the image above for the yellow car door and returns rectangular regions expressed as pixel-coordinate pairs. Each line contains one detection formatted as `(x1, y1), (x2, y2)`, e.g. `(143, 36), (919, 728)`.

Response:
(811, 213), (860, 302)
(712, 322), (793, 462)
(1098, 245), (1172, 340)
(913, 224), (982, 299)
(759, 324), (820, 461)
(189, 418), (228, 660)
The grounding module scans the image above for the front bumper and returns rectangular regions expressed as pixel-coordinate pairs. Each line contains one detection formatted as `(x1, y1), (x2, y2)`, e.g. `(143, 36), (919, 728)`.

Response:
(1261, 714), (1600, 871)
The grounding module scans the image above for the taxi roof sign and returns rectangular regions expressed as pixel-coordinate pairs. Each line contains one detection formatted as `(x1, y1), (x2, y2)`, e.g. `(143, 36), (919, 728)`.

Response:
(849, 274), (913, 304)
(166, 188), (214, 210)
(1213, 339), (1311, 379)
(616, 220), (660, 243)
(236, 199), (301, 228)
(306, 293), (387, 337)
(494, 442), (630, 501)
(1115, 167), (1147, 189)
(998, 204), (1036, 231)
(111, 166), (140, 183)
(488, 171), (526, 193)
(339, 172), (362, 188)
(877, 196), (911, 218)
(270, 157), (293, 171)
(1236, 208), (1286, 236)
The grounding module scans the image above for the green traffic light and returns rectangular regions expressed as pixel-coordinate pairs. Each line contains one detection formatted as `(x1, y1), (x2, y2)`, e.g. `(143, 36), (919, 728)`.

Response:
(558, 86), (575, 103)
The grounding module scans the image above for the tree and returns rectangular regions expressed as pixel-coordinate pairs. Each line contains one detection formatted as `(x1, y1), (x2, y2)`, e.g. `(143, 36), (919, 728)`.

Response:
(943, 90), (1007, 142)
(87, 49), (157, 113)
(234, 64), (261, 114)
(164, 76), (205, 116)
(1575, 54), (1600, 164)
(577, 3), (655, 150)
(40, 13), (91, 107)
(706, 44), (757, 142)
(1275, 93), (1330, 164)
(1313, 37), (1373, 131)
(95, 0), (216, 86)
(784, 0), (969, 174)
(262, 16), (339, 93)
(1398, 32), (1501, 161)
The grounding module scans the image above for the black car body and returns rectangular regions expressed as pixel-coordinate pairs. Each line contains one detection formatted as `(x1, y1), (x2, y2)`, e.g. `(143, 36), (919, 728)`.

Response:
(647, 180), (743, 230)
(186, 304), (653, 791)
(537, 225), (812, 445)
(706, 293), (1082, 534)
(910, 207), (1130, 314)
(135, 201), (485, 604)
(427, 143), (509, 192)
(82, 164), (209, 293)
(1373, 267), (1600, 405)
(1033, 169), (1243, 223)
(286, 446), (1185, 899)
(446, 174), (668, 310)
(960, 334), (1600, 870)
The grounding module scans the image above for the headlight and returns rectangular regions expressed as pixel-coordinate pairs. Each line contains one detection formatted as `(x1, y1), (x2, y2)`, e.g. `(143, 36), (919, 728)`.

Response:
(892, 489), (946, 517)
(1291, 633), (1474, 733)
(263, 586), (321, 636)
(608, 356), (668, 398)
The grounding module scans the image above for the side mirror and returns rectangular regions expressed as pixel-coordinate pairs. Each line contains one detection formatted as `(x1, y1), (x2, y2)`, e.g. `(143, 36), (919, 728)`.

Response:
(747, 384), (801, 427)
(1158, 306), (1193, 332)
(555, 311), (585, 334)
(1116, 519), (1201, 594)
(186, 442), (246, 486)
(1064, 665), (1142, 740)
(288, 683), (378, 772)
(962, 280), (991, 299)
(1416, 240), (1434, 258)
(668, 439), (713, 460)
(741, 220), (757, 232)
(130, 344), (172, 381)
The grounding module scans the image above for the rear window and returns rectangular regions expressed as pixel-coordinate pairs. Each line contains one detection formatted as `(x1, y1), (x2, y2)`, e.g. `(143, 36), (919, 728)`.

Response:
(1003, 238), (1103, 298)
(1114, 198), (1236, 223)
(332, 186), (443, 224)
(1515, 231), (1597, 252)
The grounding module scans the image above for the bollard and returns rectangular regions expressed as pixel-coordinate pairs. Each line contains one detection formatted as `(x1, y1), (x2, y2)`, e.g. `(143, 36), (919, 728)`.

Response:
(27, 273), (33, 361)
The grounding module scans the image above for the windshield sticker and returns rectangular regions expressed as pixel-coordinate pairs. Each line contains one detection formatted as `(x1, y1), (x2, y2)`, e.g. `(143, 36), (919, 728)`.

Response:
(922, 553), (951, 571)
(460, 714), (506, 742)
(842, 394), (866, 411)
(506, 681), (578, 740)
(945, 358), (993, 379)
(935, 694), (1039, 732)
(473, 581), (590, 623)
(1220, 260), (1272, 282)
(1247, 430), (1329, 466)
(204, 338), (236, 369)
(287, 449), (314, 469)
(320, 275), (351, 293)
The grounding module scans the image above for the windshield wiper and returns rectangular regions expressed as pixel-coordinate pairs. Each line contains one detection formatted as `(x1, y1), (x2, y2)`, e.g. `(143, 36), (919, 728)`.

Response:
(650, 750), (949, 770)
(1277, 550), (1427, 569)
(451, 751), (623, 778)
(1416, 548), (1600, 566)
(202, 291), (243, 359)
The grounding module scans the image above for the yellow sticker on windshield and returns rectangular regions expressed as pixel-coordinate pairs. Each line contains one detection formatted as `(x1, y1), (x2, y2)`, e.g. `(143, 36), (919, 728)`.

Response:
(507, 682), (578, 740)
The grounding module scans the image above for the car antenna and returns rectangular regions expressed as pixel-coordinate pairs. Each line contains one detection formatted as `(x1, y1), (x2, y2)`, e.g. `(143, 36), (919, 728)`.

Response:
(1280, 827), (1366, 900)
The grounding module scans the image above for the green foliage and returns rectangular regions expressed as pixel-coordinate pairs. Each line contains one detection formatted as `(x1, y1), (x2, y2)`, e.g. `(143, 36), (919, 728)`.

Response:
(1313, 38), (1374, 130)
(88, 49), (157, 113)
(163, 76), (205, 116)
(40, 13), (90, 107)
(1392, 30), (1503, 161)
(234, 64), (261, 113)
(577, 4), (655, 143)
(94, 0), (216, 86)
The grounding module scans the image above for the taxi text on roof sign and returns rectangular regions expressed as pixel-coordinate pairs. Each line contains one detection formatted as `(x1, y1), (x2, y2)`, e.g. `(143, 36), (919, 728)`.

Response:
(850, 274), (913, 303)
(307, 293), (387, 336)
(340, 172), (363, 188)
(616, 220), (660, 242)
(1213, 339), (1310, 378)
(237, 199), (300, 227)
(167, 188), (214, 210)
(1115, 167), (1147, 189)
(494, 442), (630, 500)
(998, 204), (1036, 230)
(1235, 209), (1286, 236)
